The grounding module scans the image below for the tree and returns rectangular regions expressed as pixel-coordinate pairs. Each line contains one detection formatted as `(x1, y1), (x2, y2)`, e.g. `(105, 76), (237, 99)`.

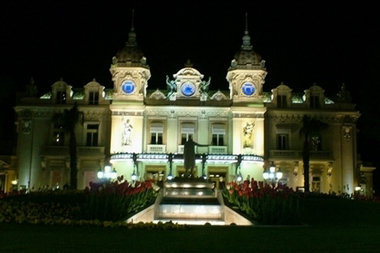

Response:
(52, 103), (83, 189)
(299, 115), (328, 193)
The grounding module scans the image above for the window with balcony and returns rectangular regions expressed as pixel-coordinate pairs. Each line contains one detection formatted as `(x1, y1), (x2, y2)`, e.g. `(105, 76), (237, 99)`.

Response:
(277, 95), (287, 108)
(276, 133), (289, 150)
(150, 123), (163, 145)
(89, 91), (99, 105)
(181, 123), (194, 144)
(86, 124), (99, 146)
(53, 123), (65, 146)
(310, 95), (320, 108)
(56, 91), (66, 104)
(211, 124), (225, 146)
(310, 135), (322, 151)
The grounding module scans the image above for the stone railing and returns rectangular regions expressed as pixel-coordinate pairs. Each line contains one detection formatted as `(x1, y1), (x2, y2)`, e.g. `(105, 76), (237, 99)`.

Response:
(41, 146), (105, 156)
(208, 146), (228, 154)
(269, 150), (332, 160)
(147, 145), (166, 153)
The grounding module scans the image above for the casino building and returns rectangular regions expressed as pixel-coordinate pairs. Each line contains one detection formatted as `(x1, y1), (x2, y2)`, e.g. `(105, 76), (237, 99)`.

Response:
(10, 23), (375, 197)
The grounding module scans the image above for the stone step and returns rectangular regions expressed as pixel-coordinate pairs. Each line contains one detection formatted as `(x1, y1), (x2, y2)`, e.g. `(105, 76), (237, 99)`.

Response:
(158, 204), (223, 220)
(153, 219), (226, 226)
(160, 197), (220, 205)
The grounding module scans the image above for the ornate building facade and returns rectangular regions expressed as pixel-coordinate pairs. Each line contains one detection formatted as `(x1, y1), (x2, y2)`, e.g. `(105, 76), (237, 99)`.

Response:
(11, 24), (375, 196)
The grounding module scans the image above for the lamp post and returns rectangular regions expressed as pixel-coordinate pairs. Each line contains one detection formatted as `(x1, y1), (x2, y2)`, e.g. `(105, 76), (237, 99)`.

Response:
(201, 153), (207, 180)
(235, 154), (243, 183)
(167, 153), (173, 180)
(263, 162), (283, 186)
(97, 164), (117, 180)
(132, 153), (139, 182)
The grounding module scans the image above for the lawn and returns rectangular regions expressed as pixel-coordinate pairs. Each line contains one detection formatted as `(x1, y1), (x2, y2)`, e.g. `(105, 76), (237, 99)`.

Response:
(1, 196), (380, 252)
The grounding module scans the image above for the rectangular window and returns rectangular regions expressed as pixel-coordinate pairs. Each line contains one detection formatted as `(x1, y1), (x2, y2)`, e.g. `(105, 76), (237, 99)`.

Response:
(312, 176), (321, 193)
(310, 135), (322, 151)
(277, 95), (287, 108)
(86, 124), (99, 146)
(56, 91), (66, 104)
(212, 124), (225, 146)
(51, 170), (62, 188)
(89, 91), (99, 105)
(151, 133), (163, 144)
(181, 123), (194, 144)
(150, 123), (163, 144)
(53, 124), (65, 146)
(310, 95), (320, 108)
(276, 133), (289, 150)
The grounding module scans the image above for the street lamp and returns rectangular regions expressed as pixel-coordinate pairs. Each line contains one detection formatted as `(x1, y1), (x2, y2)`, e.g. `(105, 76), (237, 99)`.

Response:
(236, 154), (243, 183)
(97, 164), (117, 180)
(131, 171), (137, 181)
(263, 162), (283, 185)
(167, 153), (173, 180)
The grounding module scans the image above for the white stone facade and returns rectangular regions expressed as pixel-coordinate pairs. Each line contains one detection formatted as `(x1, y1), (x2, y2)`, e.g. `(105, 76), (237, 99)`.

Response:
(13, 26), (375, 197)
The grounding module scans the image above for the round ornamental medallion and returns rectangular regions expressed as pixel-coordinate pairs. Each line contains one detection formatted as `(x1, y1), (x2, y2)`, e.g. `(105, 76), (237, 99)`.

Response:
(241, 82), (256, 96)
(121, 80), (136, 94)
(181, 82), (196, 96)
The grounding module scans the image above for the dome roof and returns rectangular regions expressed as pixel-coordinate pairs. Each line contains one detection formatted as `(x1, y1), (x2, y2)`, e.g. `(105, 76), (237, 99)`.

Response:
(112, 28), (148, 68)
(230, 30), (265, 70)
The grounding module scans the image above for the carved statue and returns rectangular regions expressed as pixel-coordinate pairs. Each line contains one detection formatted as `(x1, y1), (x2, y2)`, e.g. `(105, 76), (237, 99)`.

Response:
(184, 136), (208, 178)
(26, 77), (38, 97)
(243, 122), (255, 148)
(337, 83), (352, 103)
(122, 118), (133, 146)
(166, 75), (176, 98)
(200, 77), (211, 96)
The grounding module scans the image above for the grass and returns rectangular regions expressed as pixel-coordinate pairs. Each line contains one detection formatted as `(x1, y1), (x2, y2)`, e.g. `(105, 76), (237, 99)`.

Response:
(1, 196), (380, 252)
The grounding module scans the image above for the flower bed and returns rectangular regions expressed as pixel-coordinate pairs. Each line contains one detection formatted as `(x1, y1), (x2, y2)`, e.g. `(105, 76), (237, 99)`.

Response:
(0, 177), (159, 227)
(223, 179), (303, 225)
(83, 176), (157, 221)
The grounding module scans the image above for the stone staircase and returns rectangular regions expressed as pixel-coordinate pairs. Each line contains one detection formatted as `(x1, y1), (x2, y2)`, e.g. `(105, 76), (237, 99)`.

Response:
(154, 180), (225, 225)
(126, 179), (253, 226)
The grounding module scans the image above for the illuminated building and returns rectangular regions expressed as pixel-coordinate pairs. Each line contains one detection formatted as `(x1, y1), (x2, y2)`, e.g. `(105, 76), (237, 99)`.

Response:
(12, 23), (375, 197)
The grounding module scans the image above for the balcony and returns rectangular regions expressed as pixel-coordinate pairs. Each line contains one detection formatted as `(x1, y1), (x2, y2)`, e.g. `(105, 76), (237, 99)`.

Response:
(147, 145), (166, 153)
(208, 146), (228, 154)
(269, 150), (332, 160)
(41, 146), (105, 157)
(177, 145), (184, 154)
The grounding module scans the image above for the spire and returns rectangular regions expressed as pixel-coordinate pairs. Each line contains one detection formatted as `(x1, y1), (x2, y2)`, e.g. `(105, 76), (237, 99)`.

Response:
(242, 13), (252, 50)
(127, 9), (137, 47)
(245, 12), (248, 32)
(184, 59), (193, 67)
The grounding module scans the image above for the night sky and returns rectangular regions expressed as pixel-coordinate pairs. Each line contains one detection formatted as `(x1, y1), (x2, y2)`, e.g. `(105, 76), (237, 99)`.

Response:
(1, 1), (380, 187)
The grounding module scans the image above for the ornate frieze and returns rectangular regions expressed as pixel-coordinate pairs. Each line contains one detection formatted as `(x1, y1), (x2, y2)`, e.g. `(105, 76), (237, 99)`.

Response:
(112, 111), (143, 116)
(233, 113), (264, 118)
(83, 111), (110, 120)
(267, 112), (359, 124)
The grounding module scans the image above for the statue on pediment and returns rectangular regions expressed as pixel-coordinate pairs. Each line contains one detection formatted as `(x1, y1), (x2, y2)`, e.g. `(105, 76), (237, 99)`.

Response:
(166, 75), (176, 99)
(337, 83), (351, 103)
(200, 77), (211, 96)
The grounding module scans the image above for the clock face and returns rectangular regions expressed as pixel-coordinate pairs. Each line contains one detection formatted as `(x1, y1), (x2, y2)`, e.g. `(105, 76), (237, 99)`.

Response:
(121, 80), (135, 94)
(241, 82), (256, 96)
(181, 82), (196, 96)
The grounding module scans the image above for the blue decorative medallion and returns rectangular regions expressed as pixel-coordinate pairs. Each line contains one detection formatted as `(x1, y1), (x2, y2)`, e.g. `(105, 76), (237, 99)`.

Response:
(181, 82), (196, 96)
(241, 82), (256, 96)
(121, 80), (135, 94)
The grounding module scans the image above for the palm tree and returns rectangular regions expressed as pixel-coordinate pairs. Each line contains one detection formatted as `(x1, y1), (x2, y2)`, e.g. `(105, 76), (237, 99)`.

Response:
(52, 103), (83, 189)
(299, 115), (328, 193)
